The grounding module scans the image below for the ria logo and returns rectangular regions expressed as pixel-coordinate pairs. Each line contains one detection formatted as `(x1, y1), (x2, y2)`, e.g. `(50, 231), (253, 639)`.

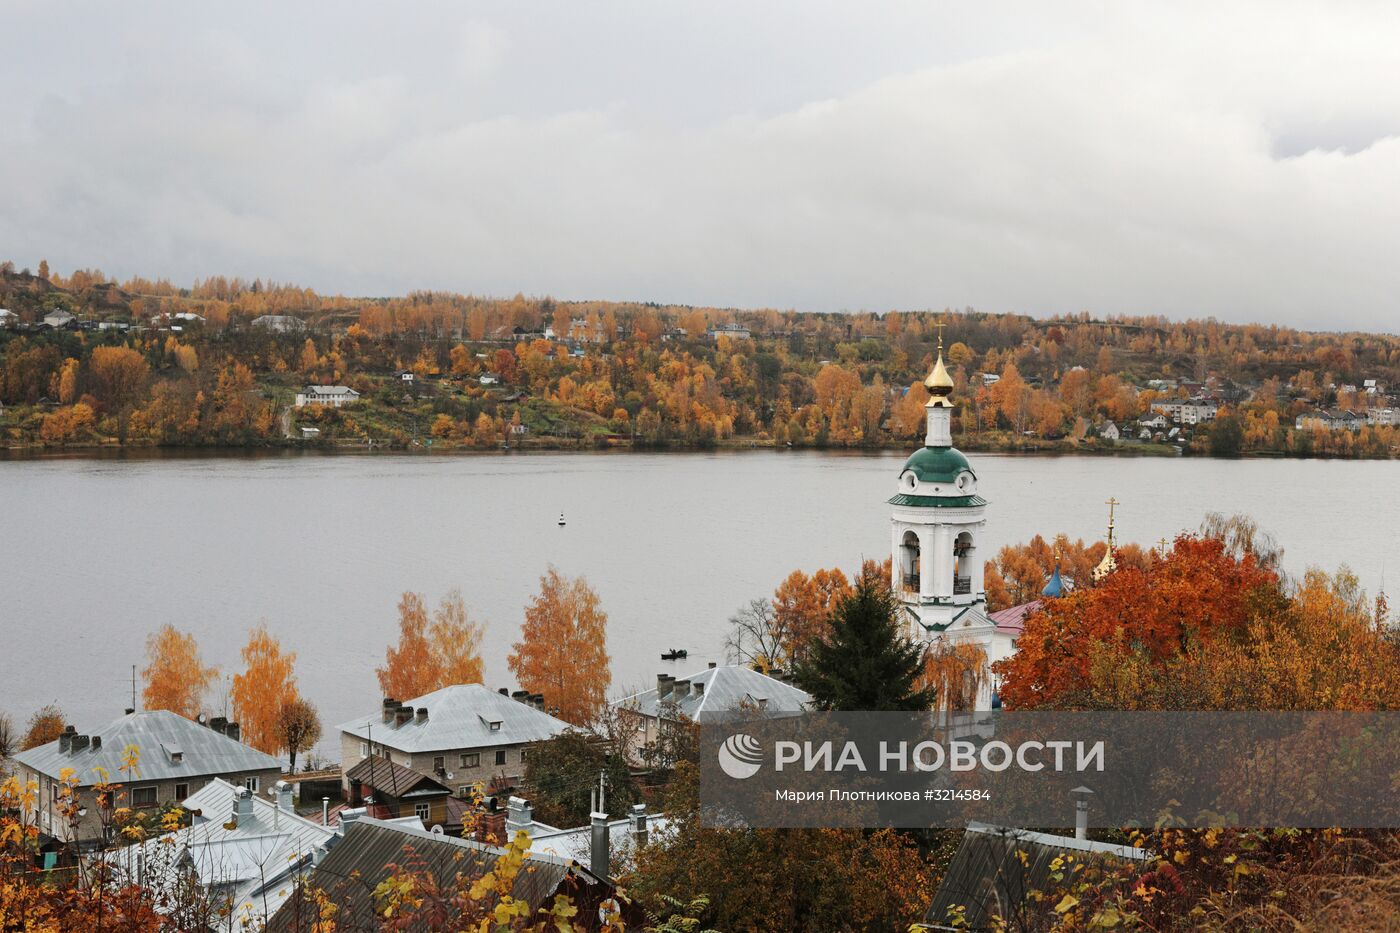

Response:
(718, 733), (763, 779)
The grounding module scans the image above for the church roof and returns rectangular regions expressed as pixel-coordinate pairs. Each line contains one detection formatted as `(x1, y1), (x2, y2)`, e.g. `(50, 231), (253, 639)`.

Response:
(901, 445), (972, 484)
(925, 351), (954, 393)
(888, 493), (986, 509)
(989, 600), (1041, 635)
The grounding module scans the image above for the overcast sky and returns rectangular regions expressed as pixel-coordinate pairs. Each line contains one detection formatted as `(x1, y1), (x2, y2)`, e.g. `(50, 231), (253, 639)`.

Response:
(3, 1), (1400, 332)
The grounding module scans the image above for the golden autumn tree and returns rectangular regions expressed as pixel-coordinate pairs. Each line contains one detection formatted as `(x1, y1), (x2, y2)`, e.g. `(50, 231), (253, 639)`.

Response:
(141, 625), (218, 719)
(431, 589), (485, 686)
(508, 567), (610, 725)
(377, 589), (485, 699)
(378, 592), (436, 699)
(21, 704), (66, 750)
(88, 346), (150, 410)
(771, 567), (852, 669)
(230, 624), (299, 756)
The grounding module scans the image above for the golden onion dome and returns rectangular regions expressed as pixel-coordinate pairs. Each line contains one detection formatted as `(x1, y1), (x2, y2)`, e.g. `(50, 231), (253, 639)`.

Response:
(925, 351), (954, 394)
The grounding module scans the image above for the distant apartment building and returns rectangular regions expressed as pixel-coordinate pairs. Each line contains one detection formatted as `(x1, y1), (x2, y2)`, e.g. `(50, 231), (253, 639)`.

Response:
(1296, 409), (1365, 432)
(708, 323), (751, 341)
(337, 685), (572, 800)
(1150, 398), (1219, 425)
(12, 710), (282, 845)
(295, 385), (361, 407)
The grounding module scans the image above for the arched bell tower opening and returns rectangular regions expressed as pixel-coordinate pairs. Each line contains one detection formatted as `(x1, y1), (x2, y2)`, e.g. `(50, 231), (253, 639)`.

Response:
(900, 531), (922, 594)
(953, 531), (976, 596)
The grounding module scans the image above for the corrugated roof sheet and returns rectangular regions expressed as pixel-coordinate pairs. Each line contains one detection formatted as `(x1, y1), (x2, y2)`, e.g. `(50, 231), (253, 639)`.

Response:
(14, 710), (283, 784)
(530, 815), (672, 865)
(615, 665), (812, 722)
(263, 817), (612, 932)
(338, 684), (572, 754)
(925, 823), (1147, 930)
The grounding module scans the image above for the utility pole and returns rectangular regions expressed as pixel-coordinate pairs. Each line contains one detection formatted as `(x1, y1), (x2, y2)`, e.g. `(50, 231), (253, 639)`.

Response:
(131, 665), (137, 712)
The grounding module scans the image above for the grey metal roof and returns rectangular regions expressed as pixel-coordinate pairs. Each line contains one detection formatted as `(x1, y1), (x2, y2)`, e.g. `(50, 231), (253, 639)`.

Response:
(925, 823), (1148, 930)
(263, 817), (608, 932)
(337, 684), (572, 754)
(615, 665), (812, 723)
(13, 710), (283, 784)
(530, 815), (673, 865)
(105, 778), (334, 931)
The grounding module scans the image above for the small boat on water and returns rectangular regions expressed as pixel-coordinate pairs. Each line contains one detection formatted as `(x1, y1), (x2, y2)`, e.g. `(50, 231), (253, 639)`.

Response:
(558, 513), (566, 526)
(661, 649), (688, 661)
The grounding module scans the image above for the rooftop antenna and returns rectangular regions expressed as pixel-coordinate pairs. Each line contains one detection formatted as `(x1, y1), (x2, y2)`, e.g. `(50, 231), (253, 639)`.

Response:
(131, 665), (137, 712)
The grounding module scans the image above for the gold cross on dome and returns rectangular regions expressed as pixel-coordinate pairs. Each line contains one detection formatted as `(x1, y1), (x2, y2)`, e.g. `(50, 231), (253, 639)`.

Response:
(934, 320), (946, 352)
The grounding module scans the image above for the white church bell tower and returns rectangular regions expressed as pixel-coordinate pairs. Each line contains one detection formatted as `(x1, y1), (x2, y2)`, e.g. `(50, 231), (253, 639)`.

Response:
(890, 332), (1013, 706)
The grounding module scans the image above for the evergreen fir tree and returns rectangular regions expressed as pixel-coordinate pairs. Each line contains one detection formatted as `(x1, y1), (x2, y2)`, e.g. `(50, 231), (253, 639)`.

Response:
(794, 574), (935, 711)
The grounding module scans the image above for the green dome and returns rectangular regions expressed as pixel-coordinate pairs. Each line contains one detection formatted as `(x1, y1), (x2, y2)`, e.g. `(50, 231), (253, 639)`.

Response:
(901, 446), (973, 484)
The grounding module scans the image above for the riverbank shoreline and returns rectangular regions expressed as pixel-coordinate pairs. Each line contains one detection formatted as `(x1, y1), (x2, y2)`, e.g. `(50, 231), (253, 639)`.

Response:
(2, 436), (1392, 462)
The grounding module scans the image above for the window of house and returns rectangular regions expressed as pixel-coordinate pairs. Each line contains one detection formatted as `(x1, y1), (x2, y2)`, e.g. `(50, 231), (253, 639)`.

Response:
(243, 776), (259, 793)
(489, 721), (501, 732)
(432, 756), (445, 772)
(494, 750), (506, 766)
(360, 742), (369, 757)
(460, 753), (479, 768)
(520, 749), (528, 763)
(415, 803), (430, 822)
(174, 783), (189, 801)
(131, 786), (158, 808)
(458, 786), (471, 797)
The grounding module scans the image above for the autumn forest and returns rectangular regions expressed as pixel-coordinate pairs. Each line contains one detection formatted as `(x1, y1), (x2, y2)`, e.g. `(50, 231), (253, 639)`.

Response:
(2, 261), (1397, 458)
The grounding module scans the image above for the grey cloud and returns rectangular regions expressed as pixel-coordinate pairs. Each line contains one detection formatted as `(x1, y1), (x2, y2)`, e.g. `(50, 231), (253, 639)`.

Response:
(2, 0), (1399, 331)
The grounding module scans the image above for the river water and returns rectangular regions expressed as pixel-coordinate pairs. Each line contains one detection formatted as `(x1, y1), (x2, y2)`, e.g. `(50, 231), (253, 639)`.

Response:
(1, 450), (1395, 742)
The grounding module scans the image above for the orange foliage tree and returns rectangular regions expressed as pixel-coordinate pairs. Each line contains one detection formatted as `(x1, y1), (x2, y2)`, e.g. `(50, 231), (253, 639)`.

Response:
(771, 567), (852, 670)
(377, 589), (485, 700)
(230, 624), (299, 756)
(141, 625), (218, 719)
(508, 567), (610, 725)
(21, 705), (66, 751)
(88, 346), (150, 410)
(995, 534), (1278, 710)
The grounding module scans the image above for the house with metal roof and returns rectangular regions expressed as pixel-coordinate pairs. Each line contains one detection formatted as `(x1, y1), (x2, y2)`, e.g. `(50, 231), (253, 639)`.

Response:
(104, 778), (334, 932)
(336, 685), (572, 802)
(263, 816), (643, 932)
(614, 664), (811, 764)
(342, 754), (459, 831)
(12, 710), (283, 846)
